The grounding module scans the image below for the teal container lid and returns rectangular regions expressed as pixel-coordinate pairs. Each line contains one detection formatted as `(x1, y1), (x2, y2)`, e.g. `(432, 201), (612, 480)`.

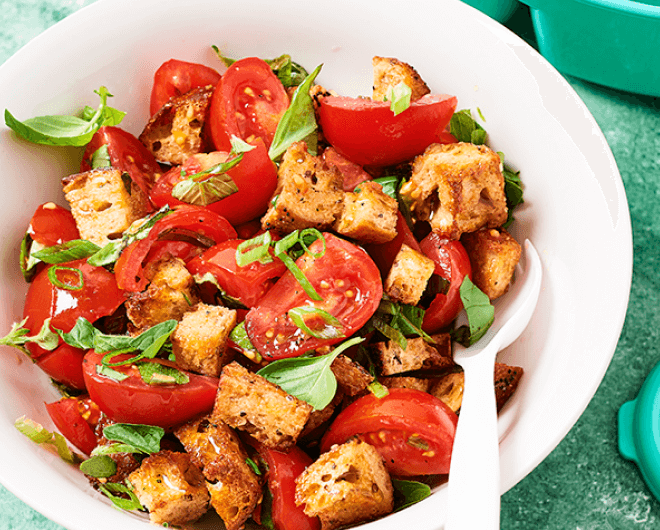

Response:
(618, 360), (660, 500)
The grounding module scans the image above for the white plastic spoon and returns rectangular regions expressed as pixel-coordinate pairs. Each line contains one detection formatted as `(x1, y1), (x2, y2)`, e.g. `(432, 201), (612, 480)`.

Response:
(444, 239), (542, 530)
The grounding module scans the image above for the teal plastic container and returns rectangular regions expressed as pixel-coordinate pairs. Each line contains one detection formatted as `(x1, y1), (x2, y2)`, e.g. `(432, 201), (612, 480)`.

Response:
(618, 360), (660, 501)
(460, 0), (520, 23)
(519, 0), (660, 96)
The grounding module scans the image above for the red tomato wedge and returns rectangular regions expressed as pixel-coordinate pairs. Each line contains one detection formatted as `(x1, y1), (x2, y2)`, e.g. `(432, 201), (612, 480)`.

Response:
(245, 234), (382, 360)
(27, 203), (79, 246)
(149, 59), (222, 116)
(23, 259), (125, 359)
(149, 139), (278, 226)
(82, 351), (219, 428)
(114, 206), (237, 292)
(208, 57), (289, 151)
(187, 239), (287, 308)
(322, 147), (372, 192)
(45, 396), (100, 455)
(419, 233), (472, 334)
(320, 388), (457, 476)
(36, 343), (87, 390)
(318, 94), (457, 167)
(80, 126), (162, 198)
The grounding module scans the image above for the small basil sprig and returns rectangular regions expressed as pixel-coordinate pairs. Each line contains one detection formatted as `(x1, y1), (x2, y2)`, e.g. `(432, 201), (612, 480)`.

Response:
(268, 64), (322, 161)
(266, 54), (310, 88)
(0, 318), (59, 355)
(5, 86), (125, 146)
(369, 299), (435, 350)
(392, 479), (432, 511)
(98, 481), (145, 512)
(32, 240), (101, 265)
(257, 336), (364, 410)
(449, 109), (487, 145)
(15, 417), (79, 464)
(452, 276), (495, 346)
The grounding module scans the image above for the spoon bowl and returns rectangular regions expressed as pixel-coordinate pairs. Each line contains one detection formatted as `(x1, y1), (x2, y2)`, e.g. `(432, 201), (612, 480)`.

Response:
(444, 239), (543, 530)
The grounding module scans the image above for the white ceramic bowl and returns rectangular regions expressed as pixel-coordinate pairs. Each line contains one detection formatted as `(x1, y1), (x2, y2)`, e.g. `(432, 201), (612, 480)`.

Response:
(0, 0), (632, 529)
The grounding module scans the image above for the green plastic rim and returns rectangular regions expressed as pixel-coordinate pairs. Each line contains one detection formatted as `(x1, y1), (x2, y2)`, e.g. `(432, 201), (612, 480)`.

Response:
(523, 0), (660, 17)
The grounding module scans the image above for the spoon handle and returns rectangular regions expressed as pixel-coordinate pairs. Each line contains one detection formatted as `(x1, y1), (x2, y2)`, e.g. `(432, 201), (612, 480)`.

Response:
(444, 344), (500, 530)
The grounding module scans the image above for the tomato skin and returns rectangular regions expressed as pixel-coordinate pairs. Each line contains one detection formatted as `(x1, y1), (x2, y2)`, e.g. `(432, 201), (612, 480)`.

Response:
(80, 126), (162, 198)
(114, 206), (237, 292)
(187, 239), (287, 308)
(36, 343), (87, 390)
(322, 147), (372, 192)
(82, 351), (219, 428)
(27, 203), (79, 246)
(419, 233), (472, 334)
(318, 94), (457, 167)
(246, 234), (382, 360)
(259, 445), (321, 530)
(45, 396), (100, 455)
(364, 211), (421, 277)
(320, 388), (457, 476)
(149, 59), (222, 116)
(149, 139), (278, 226)
(208, 57), (289, 151)
(23, 259), (125, 359)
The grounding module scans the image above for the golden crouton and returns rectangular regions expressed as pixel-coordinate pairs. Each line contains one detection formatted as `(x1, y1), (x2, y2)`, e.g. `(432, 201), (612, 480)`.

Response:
(128, 450), (209, 526)
(295, 438), (394, 530)
(331, 354), (374, 396)
(171, 303), (237, 377)
(334, 181), (398, 244)
(372, 56), (430, 102)
(400, 142), (508, 239)
(461, 227), (522, 300)
(384, 244), (436, 305)
(175, 417), (261, 530)
(380, 376), (431, 393)
(429, 371), (464, 413)
(62, 168), (151, 247)
(211, 362), (313, 450)
(125, 256), (199, 334)
(261, 142), (344, 233)
(374, 334), (453, 376)
(139, 85), (214, 166)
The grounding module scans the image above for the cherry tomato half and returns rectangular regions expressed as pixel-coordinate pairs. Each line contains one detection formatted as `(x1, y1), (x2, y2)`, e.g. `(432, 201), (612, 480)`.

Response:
(318, 94), (457, 167)
(80, 126), (162, 198)
(114, 206), (237, 292)
(149, 59), (222, 116)
(45, 396), (101, 455)
(245, 234), (382, 360)
(82, 351), (219, 428)
(36, 343), (87, 390)
(23, 259), (125, 359)
(187, 239), (287, 308)
(322, 147), (372, 192)
(419, 233), (472, 334)
(208, 57), (289, 151)
(27, 203), (79, 247)
(149, 139), (278, 226)
(320, 388), (457, 476)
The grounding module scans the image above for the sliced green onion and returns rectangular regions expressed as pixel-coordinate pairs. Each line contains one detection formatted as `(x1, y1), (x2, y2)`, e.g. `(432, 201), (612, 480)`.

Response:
(386, 82), (412, 116)
(273, 230), (322, 301)
(298, 228), (325, 259)
(288, 306), (345, 339)
(368, 380), (389, 399)
(236, 231), (273, 267)
(47, 266), (84, 291)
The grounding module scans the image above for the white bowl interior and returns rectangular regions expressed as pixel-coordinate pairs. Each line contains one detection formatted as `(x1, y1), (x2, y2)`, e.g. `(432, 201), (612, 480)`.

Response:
(0, 0), (631, 529)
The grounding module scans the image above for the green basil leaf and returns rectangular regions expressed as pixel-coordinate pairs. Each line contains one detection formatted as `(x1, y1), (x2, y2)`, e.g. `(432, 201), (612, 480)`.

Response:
(136, 361), (190, 385)
(260, 484), (275, 530)
(268, 64), (322, 161)
(15, 417), (77, 463)
(459, 276), (495, 345)
(91, 442), (142, 456)
(257, 337), (364, 410)
(98, 481), (145, 512)
(102, 423), (164, 454)
(32, 240), (101, 264)
(5, 87), (123, 146)
(449, 109), (487, 145)
(229, 322), (262, 362)
(266, 54), (309, 88)
(361, 176), (399, 200)
(20, 234), (41, 282)
(80, 455), (117, 477)
(91, 144), (112, 169)
(392, 479), (432, 511)
(172, 171), (239, 206)
(211, 45), (236, 68)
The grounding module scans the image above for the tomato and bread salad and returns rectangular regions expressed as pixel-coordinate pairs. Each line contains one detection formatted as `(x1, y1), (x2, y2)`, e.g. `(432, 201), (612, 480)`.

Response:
(2, 52), (525, 530)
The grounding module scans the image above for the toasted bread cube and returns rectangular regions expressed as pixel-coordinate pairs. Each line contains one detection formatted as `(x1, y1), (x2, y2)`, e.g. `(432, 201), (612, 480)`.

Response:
(494, 363), (523, 411)
(125, 256), (199, 333)
(374, 334), (453, 376)
(212, 362), (313, 450)
(175, 417), (261, 530)
(171, 303), (236, 377)
(429, 371), (464, 413)
(139, 85), (214, 165)
(400, 142), (508, 239)
(384, 244), (436, 305)
(380, 376), (431, 393)
(128, 450), (209, 526)
(462, 227), (522, 300)
(372, 56), (430, 102)
(62, 168), (151, 247)
(261, 142), (344, 233)
(331, 354), (374, 397)
(334, 181), (398, 244)
(295, 438), (393, 530)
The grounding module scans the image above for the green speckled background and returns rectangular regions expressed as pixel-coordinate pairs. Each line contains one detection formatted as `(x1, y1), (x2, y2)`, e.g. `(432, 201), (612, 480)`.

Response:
(1, 1), (659, 529)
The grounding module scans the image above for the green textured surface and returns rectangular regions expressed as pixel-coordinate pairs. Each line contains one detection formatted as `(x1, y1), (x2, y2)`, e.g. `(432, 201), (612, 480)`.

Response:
(0, 1), (658, 529)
